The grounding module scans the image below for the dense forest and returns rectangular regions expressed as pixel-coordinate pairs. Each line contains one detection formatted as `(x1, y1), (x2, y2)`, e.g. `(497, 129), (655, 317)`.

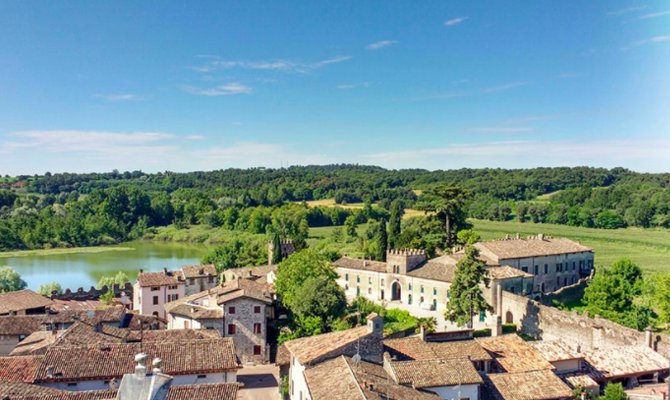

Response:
(1, 165), (669, 251)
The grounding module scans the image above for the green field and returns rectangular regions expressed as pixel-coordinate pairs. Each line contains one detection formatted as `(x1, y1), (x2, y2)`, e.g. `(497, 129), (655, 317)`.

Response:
(0, 246), (134, 258)
(471, 219), (670, 273)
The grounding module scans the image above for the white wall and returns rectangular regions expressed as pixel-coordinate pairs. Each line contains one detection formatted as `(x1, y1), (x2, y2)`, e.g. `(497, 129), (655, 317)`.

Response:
(289, 357), (311, 400)
(425, 384), (479, 400)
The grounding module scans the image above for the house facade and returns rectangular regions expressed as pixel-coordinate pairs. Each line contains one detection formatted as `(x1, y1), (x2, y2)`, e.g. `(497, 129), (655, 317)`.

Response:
(181, 264), (218, 296)
(133, 269), (185, 319)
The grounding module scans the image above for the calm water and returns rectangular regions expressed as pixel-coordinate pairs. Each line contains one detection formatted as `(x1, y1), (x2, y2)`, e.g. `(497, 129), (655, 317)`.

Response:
(0, 241), (209, 290)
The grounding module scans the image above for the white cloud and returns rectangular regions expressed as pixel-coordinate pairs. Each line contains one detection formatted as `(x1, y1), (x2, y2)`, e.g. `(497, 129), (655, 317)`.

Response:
(189, 55), (352, 74)
(444, 17), (468, 27)
(467, 127), (534, 133)
(185, 134), (205, 141)
(366, 40), (397, 50)
(480, 81), (533, 93)
(630, 34), (670, 47)
(636, 10), (670, 20)
(94, 94), (143, 102)
(336, 82), (373, 90)
(408, 81), (532, 102)
(183, 82), (252, 96)
(606, 6), (647, 16)
(362, 138), (670, 171)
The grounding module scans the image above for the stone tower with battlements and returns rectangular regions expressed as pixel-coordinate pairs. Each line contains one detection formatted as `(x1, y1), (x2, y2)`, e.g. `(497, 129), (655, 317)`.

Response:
(385, 249), (427, 275)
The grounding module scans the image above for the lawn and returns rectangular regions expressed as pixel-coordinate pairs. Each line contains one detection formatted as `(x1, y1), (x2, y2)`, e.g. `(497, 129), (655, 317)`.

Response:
(471, 219), (670, 273)
(0, 246), (134, 258)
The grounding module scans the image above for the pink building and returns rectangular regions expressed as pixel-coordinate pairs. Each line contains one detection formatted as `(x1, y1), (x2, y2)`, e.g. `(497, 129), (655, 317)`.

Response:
(133, 269), (185, 319)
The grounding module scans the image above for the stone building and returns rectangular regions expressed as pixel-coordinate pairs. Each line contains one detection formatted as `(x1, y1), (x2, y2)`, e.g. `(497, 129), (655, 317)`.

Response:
(267, 239), (295, 265)
(0, 289), (53, 316)
(164, 277), (274, 364)
(181, 264), (218, 296)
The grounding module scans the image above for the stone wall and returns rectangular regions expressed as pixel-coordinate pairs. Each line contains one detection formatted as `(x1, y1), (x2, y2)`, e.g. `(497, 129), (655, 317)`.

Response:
(539, 275), (590, 306)
(499, 291), (670, 358)
(51, 283), (134, 301)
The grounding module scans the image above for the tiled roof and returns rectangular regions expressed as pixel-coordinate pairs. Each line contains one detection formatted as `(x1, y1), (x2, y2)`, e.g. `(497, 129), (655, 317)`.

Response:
(475, 237), (592, 261)
(0, 382), (115, 400)
(275, 344), (290, 366)
(165, 303), (224, 319)
(34, 338), (238, 382)
(389, 357), (483, 387)
(0, 290), (53, 314)
(562, 373), (599, 389)
(406, 260), (456, 282)
(303, 356), (440, 400)
(584, 346), (668, 379)
(384, 336), (492, 362)
(181, 264), (217, 279)
(216, 278), (273, 304)
(0, 315), (48, 336)
(223, 264), (277, 283)
(530, 339), (583, 363)
(166, 382), (240, 400)
(49, 299), (104, 312)
(284, 326), (371, 366)
(487, 266), (534, 280)
(485, 370), (573, 400)
(9, 331), (61, 356)
(0, 356), (42, 382)
(0, 307), (129, 337)
(137, 270), (183, 287)
(333, 257), (387, 273)
(476, 335), (554, 373)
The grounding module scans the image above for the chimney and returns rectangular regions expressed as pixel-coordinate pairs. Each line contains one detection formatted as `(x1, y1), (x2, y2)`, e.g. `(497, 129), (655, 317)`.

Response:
(420, 324), (426, 341)
(366, 312), (383, 339)
(152, 358), (163, 374)
(646, 326), (654, 349)
(496, 283), (503, 317)
(46, 366), (54, 378)
(135, 353), (148, 377)
(491, 315), (502, 337)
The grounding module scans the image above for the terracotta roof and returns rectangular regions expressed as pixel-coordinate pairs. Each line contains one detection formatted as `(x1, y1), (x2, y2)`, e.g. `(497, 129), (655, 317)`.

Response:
(284, 326), (371, 366)
(384, 336), (492, 363)
(389, 357), (483, 387)
(9, 331), (62, 356)
(34, 338), (238, 382)
(166, 383), (239, 400)
(303, 356), (440, 400)
(475, 237), (592, 261)
(0, 307), (129, 337)
(530, 339), (583, 363)
(485, 370), (573, 400)
(136, 270), (183, 287)
(181, 264), (217, 279)
(333, 257), (387, 273)
(487, 266), (534, 280)
(477, 335), (554, 373)
(0, 290), (53, 314)
(165, 303), (224, 319)
(0, 382), (115, 400)
(49, 299), (104, 312)
(216, 278), (273, 304)
(584, 346), (668, 379)
(275, 344), (290, 366)
(0, 356), (42, 382)
(0, 315), (48, 336)
(406, 260), (456, 282)
(223, 264), (277, 283)
(562, 373), (599, 389)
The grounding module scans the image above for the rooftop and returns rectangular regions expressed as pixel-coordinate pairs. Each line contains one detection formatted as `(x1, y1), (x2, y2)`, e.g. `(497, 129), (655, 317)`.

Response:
(284, 326), (371, 366)
(137, 270), (183, 287)
(485, 370), (573, 400)
(487, 266), (534, 280)
(384, 336), (492, 362)
(34, 338), (238, 382)
(388, 357), (484, 387)
(216, 277), (273, 304)
(562, 373), (599, 390)
(181, 264), (217, 279)
(476, 335), (554, 373)
(584, 345), (669, 379)
(530, 339), (584, 363)
(475, 236), (592, 261)
(333, 257), (387, 273)
(303, 355), (440, 400)
(0, 356), (43, 383)
(0, 289), (53, 314)
(9, 330), (62, 356)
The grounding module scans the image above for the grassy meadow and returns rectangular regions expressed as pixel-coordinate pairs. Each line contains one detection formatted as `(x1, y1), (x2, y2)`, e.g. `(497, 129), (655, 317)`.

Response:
(0, 246), (134, 258)
(471, 219), (670, 273)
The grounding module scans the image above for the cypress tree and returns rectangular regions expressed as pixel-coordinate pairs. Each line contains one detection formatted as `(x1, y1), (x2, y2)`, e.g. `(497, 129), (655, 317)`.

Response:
(271, 231), (283, 264)
(445, 245), (491, 327)
(388, 200), (404, 248)
(376, 220), (388, 261)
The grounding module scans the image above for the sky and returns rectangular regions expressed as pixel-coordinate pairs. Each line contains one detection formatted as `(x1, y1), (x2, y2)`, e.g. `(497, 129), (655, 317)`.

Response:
(0, 1), (669, 175)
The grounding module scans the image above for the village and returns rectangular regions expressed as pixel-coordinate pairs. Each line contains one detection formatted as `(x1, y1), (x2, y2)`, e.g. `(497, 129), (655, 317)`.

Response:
(1, 235), (669, 400)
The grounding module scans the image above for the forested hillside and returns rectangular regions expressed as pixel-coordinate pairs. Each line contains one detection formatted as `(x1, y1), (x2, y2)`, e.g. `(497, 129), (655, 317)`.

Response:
(1, 165), (669, 251)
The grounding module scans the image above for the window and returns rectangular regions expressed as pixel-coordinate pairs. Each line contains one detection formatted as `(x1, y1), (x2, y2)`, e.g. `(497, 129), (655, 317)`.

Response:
(228, 324), (236, 335)
(356, 276), (360, 283)
(534, 265), (539, 275)
(345, 273), (349, 281)
(168, 285), (177, 290)
(573, 262), (576, 270)
(208, 275), (214, 283)
(447, 290), (450, 298)
(479, 310), (486, 322)
(151, 286), (160, 291)
(189, 278), (195, 285)
(197, 374), (207, 379)
(433, 288), (437, 295)
(408, 294), (412, 305)
(368, 277), (372, 284)
(228, 306), (236, 314)
(420, 285), (424, 293)
(167, 294), (178, 302)
(381, 279), (385, 286)
(253, 345), (261, 355)
(510, 287), (515, 294)
(408, 283), (412, 291)
(544, 264), (548, 274)
(67, 383), (77, 387)
(254, 323), (262, 334)
(564, 278), (568, 286)
(152, 296), (159, 305)
(356, 287), (360, 296)
(555, 264), (560, 273)
(521, 266), (528, 273)
(433, 299), (437, 310)
(254, 306), (261, 314)
(368, 287), (372, 295)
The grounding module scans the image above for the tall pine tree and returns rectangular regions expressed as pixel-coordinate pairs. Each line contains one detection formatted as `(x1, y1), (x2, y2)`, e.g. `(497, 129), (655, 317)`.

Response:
(376, 219), (388, 261)
(445, 245), (491, 327)
(271, 231), (283, 264)
(388, 200), (404, 248)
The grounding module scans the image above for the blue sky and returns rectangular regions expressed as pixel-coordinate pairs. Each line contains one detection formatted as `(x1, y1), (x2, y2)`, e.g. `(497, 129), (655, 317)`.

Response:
(1, 1), (669, 174)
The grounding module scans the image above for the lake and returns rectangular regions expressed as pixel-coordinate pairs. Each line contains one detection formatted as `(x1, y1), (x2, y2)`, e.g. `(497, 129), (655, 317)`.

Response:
(0, 241), (209, 290)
